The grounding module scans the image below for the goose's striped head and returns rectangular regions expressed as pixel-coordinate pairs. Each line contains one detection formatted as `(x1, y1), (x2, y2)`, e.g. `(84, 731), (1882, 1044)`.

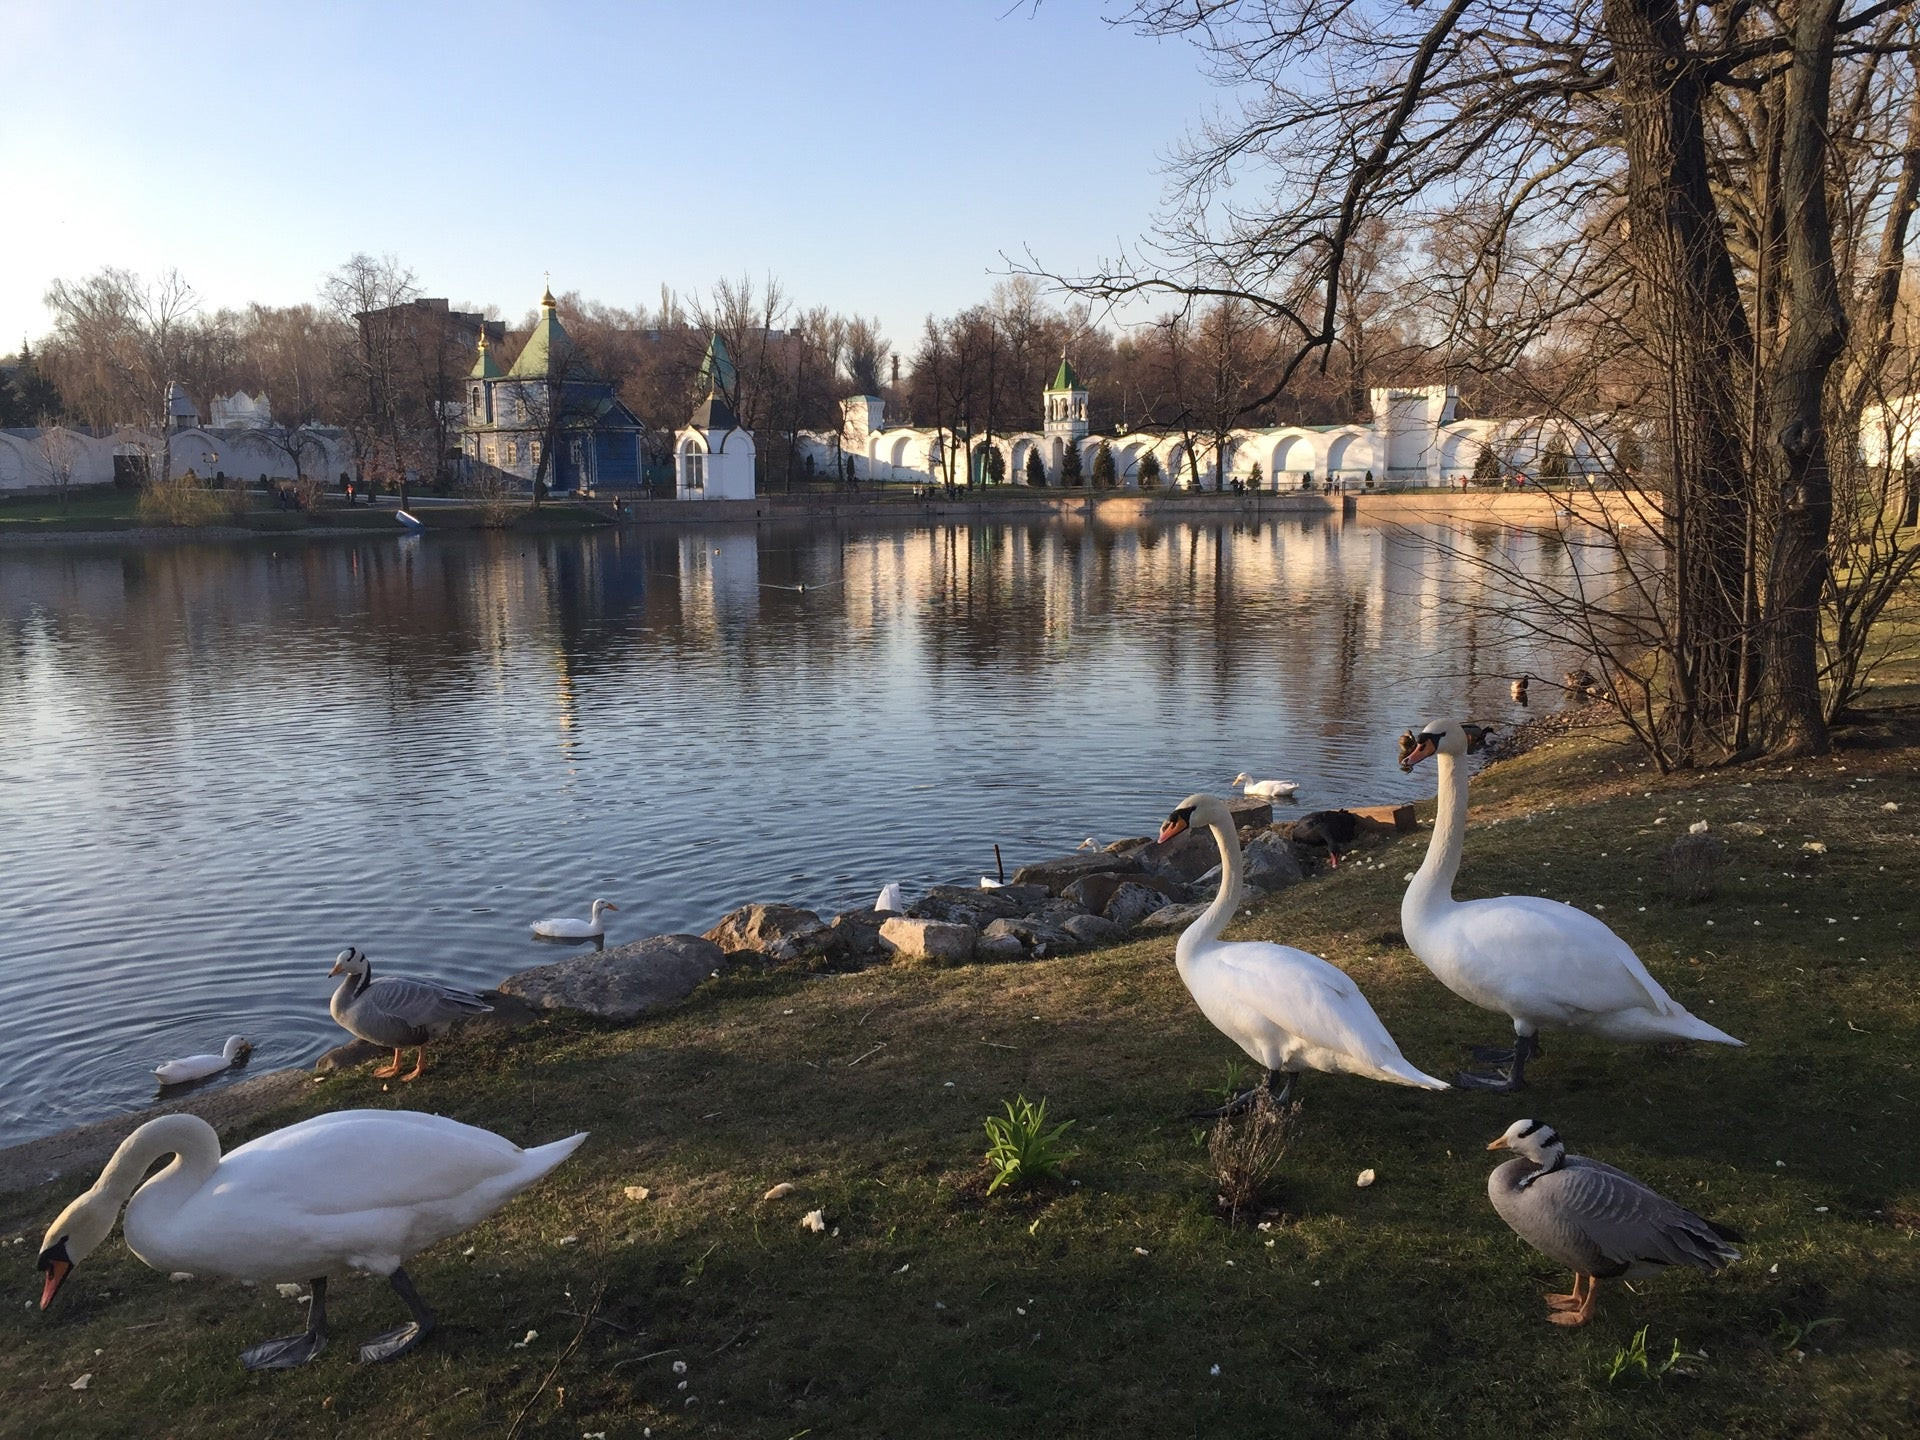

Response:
(1488, 1118), (1566, 1181)
(328, 947), (370, 982)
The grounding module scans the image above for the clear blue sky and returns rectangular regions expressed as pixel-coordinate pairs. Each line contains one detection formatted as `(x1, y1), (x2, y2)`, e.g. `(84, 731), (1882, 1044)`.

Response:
(0, 0), (1235, 352)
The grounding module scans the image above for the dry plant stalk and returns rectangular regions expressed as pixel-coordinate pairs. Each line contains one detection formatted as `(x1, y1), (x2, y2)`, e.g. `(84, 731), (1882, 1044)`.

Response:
(1664, 833), (1726, 902)
(1209, 1089), (1301, 1225)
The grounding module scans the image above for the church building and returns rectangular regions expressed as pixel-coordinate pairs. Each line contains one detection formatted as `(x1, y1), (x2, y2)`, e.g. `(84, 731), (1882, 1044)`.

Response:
(461, 285), (644, 492)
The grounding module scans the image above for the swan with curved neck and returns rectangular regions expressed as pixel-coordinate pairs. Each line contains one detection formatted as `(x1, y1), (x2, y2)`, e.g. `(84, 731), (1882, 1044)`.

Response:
(1400, 720), (1743, 1090)
(36, 1109), (585, 1369)
(154, 1035), (252, 1086)
(1159, 793), (1447, 1105)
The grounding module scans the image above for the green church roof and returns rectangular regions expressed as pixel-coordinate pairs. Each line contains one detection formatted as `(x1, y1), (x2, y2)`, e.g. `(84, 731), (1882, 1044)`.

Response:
(697, 333), (737, 398)
(507, 285), (576, 379)
(1046, 355), (1083, 392)
(469, 332), (501, 380)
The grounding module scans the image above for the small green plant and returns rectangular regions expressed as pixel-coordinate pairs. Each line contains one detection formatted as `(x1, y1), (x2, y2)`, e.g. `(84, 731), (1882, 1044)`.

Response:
(1205, 1057), (1255, 1107)
(983, 1094), (1077, 1194)
(1772, 1312), (1843, 1355)
(1606, 1325), (1708, 1383)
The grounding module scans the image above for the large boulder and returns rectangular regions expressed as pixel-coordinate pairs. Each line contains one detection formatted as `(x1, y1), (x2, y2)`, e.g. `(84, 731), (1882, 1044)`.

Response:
(1227, 796), (1274, 828)
(1009, 851), (1143, 895)
(909, 884), (1048, 928)
(981, 916), (1081, 954)
(1139, 901), (1210, 932)
(824, 910), (887, 965)
(499, 934), (726, 1022)
(1196, 833), (1307, 896)
(1061, 913), (1124, 948)
(973, 932), (1028, 963)
(1136, 828), (1222, 885)
(1059, 871), (1185, 915)
(703, 903), (838, 964)
(1104, 881), (1172, 931)
(878, 916), (977, 966)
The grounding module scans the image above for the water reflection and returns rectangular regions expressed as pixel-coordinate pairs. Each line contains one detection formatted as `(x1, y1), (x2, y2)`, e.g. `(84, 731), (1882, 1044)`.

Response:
(0, 512), (1591, 1145)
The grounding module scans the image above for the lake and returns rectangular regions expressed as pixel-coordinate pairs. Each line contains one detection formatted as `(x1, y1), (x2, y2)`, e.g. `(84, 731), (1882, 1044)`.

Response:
(0, 510), (1586, 1146)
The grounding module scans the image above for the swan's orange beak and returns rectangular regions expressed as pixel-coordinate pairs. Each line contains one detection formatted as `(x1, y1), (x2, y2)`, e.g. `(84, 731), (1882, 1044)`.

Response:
(1158, 814), (1191, 844)
(1486, 1135), (1511, 1151)
(38, 1251), (70, 1310)
(1400, 736), (1438, 773)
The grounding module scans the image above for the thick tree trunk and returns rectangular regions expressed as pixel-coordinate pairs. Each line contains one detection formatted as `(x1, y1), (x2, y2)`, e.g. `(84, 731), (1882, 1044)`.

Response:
(1762, 0), (1849, 756)
(1603, 0), (1756, 759)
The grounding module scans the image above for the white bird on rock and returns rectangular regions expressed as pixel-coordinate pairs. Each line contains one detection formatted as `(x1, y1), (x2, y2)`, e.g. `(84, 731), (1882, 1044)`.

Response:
(1232, 772), (1299, 800)
(531, 898), (618, 945)
(1400, 720), (1742, 1089)
(154, 1035), (252, 1086)
(1486, 1118), (1741, 1326)
(875, 883), (905, 914)
(1159, 793), (1447, 1109)
(37, 1109), (585, 1369)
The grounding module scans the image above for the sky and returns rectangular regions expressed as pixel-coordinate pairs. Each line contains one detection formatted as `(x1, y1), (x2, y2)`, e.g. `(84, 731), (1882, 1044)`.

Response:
(0, 0), (1239, 353)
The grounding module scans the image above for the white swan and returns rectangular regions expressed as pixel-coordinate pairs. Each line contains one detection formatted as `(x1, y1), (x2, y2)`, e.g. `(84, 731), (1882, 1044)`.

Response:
(37, 1109), (585, 1369)
(1400, 720), (1743, 1090)
(1159, 793), (1448, 1105)
(531, 898), (619, 942)
(1232, 772), (1299, 800)
(154, 1035), (251, 1086)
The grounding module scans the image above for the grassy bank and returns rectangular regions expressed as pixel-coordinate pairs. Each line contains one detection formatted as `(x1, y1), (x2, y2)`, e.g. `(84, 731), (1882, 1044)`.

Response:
(0, 490), (612, 537)
(3, 706), (1916, 1438)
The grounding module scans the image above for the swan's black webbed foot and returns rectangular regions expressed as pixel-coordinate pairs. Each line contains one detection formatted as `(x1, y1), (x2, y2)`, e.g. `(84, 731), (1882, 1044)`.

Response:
(1187, 1070), (1294, 1118)
(240, 1277), (328, 1370)
(358, 1267), (436, 1364)
(1456, 1034), (1538, 1091)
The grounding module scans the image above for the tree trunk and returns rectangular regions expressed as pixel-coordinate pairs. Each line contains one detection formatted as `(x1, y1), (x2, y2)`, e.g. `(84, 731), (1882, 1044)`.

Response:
(1762, 0), (1849, 756)
(1603, 0), (1756, 758)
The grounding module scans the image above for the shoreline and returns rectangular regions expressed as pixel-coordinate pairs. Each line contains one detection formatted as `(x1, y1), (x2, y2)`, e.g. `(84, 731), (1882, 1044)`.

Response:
(0, 487), (1622, 547)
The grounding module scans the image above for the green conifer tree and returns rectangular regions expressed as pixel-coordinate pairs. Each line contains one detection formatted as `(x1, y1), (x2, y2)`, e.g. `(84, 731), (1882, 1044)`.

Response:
(1025, 448), (1047, 487)
(1092, 440), (1116, 488)
(1061, 443), (1084, 487)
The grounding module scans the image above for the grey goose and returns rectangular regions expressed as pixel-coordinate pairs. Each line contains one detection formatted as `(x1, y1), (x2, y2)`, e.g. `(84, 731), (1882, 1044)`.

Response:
(328, 947), (492, 1081)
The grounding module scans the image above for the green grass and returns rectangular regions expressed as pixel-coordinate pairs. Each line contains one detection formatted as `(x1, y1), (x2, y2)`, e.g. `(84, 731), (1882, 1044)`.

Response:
(3, 714), (1917, 1437)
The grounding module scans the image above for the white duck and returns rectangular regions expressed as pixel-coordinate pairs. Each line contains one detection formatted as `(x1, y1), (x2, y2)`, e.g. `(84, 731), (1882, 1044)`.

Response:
(154, 1035), (252, 1086)
(1232, 772), (1300, 800)
(37, 1109), (585, 1370)
(1400, 720), (1743, 1090)
(531, 898), (619, 945)
(1159, 793), (1448, 1107)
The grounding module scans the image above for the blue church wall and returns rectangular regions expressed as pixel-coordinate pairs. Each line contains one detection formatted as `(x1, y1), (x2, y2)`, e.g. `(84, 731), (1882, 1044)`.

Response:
(594, 432), (640, 488)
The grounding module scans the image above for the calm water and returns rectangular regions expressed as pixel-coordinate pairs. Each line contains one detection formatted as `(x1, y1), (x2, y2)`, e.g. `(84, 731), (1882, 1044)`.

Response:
(0, 511), (1585, 1146)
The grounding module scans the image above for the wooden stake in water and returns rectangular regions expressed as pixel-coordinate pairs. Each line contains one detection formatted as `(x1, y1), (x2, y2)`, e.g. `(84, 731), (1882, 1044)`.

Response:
(993, 844), (1005, 884)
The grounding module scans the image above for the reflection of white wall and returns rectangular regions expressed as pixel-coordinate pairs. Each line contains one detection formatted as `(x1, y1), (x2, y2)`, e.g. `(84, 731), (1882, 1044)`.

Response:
(677, 532), (760, 630)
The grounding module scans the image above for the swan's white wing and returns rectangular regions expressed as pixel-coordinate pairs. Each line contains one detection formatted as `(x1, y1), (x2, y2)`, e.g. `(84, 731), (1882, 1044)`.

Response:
(1436, 895), (1673, 1017)
(1206, 941), (1413, 1072)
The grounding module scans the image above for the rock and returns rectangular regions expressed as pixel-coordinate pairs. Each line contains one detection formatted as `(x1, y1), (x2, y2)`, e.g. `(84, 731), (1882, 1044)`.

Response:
(1140, 901), (1210, 931)
(981, 916), (1080, 953)
(1059, 871), (1185, 915)
(498, 934), (727, 1021)
(877, 916), (977, 966)
(1105, 836), (1154, 857)
(1349, 803), (1417, 834)
(316, 1039), (386, 1073)
(1061, 914), (1124, 947)
(1243, 832), (1306, 888)
(1227, 796), (1274, 829)
(703, 903), (837, 963)
(973, 932), (1027, 963)
(1104, 882), (1170, 930)
(1010, 851), (1143, 895)
(1136, 828), (1221, 884)
(824, 911), (886, 963)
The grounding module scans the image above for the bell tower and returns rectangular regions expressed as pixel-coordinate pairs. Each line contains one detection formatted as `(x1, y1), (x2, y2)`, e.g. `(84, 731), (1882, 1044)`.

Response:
(1043, 354), (1088, 440)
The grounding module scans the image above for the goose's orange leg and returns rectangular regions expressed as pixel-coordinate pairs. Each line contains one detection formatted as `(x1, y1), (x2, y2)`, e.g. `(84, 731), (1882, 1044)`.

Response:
(400, 1047), (428, 1082)
(373, 1049), (404, 1078)
(1543, 1273), (1587, 1310)
(1548, 1275), (1600, 1326)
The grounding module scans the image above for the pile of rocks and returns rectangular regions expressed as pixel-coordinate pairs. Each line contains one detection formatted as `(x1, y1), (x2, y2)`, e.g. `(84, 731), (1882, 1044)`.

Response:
(492, 793), (1398, 1022)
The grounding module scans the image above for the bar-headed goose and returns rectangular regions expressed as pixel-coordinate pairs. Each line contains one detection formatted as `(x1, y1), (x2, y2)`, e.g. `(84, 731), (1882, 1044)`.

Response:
(38, 1109), (584, 1368)
(328, 948), (492, 1081)
(1400, 719), (1742, 1089)
(1159, 793), (1447, 1109)
(1486, 1118), (1742, 1326)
